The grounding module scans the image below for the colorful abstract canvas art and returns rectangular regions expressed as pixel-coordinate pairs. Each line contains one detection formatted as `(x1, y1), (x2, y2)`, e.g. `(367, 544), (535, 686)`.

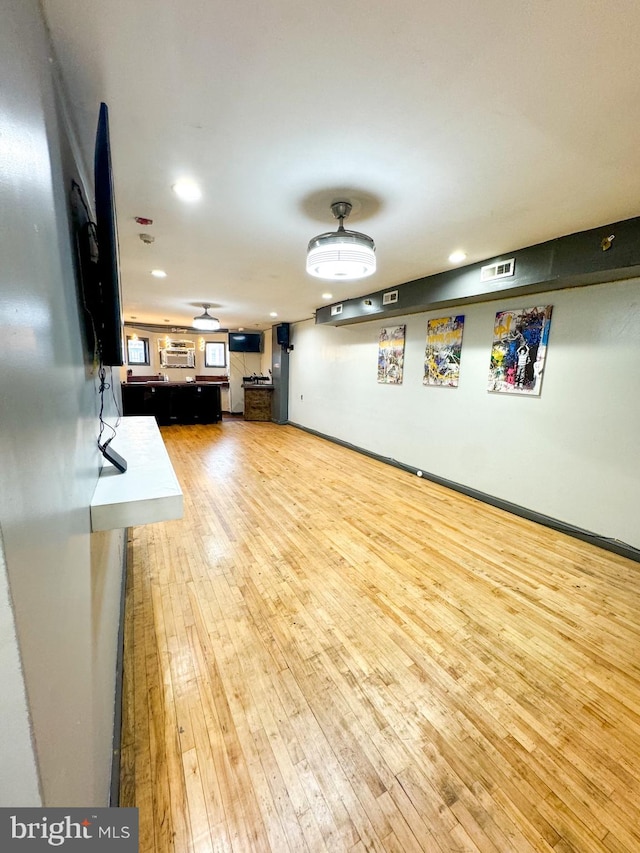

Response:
(377, 325), (406, 384)
(488, 305), (553, 395)
(424, 315), (465, 387)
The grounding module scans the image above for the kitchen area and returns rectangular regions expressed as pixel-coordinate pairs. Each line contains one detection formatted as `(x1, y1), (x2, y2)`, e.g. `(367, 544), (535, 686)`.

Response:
(121, 325), (275, 423)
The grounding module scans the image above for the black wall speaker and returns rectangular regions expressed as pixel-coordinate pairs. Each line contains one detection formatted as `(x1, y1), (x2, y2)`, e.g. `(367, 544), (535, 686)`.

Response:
(276, 323), (290, 347)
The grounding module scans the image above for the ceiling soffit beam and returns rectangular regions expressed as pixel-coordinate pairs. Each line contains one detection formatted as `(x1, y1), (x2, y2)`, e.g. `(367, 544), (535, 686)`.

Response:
(124, 322), (231, 334)
(315, 215), (640, 326)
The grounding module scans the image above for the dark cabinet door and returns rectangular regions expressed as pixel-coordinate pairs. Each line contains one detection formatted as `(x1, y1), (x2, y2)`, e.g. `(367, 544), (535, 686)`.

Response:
(121, 384), (144, 415)
(121, 383), (221, 425)
(193, 385), (221, 423)
(122, 384), (171, 424)
(170, 385), (197, 424)
(150, 386), (172, 425)
(121, 384), (156, 417)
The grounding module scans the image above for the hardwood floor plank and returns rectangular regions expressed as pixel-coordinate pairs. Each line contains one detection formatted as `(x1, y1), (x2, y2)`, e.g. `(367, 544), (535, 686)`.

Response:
(120, 421), (640, 852)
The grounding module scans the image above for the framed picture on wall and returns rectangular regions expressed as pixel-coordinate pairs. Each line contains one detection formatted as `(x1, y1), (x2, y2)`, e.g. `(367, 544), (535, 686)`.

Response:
(488, 305), (553, 395)
(424, 315), (465, 386)
(377, 325), (406, 384)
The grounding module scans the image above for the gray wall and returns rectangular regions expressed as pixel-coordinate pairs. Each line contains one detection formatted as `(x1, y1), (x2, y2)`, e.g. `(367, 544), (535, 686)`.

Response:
(289, 279), (640, 550)
(0, 0), (125, 805)
(271, 325), (289, 423)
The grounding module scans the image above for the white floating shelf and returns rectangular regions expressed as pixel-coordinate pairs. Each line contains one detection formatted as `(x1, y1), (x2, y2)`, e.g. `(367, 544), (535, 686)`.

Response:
(90, 416), (183, 532)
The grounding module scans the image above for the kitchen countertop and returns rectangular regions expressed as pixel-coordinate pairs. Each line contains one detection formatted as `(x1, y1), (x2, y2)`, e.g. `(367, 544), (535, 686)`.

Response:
(123, 381), (228, 387)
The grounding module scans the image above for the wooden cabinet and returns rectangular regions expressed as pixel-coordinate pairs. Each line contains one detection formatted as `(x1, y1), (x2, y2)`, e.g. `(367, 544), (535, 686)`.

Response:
(242, 384), (274, 421)
(122, 383), (222, 426)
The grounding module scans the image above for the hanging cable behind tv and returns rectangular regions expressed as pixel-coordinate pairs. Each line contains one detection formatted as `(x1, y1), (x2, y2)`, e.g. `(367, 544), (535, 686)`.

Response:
(96, 366), (127, 473)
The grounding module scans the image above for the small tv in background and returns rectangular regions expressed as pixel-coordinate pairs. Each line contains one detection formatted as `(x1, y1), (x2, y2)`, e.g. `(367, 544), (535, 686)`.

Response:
(228, 332), (263, 353)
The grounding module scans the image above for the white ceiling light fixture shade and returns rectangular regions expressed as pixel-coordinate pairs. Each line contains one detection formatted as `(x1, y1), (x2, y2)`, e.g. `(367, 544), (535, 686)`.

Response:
(449, 250), (467, 264)
(192, 304), (220, 331)
(306, 201), (376, 281)
(172, 178), (202, 202)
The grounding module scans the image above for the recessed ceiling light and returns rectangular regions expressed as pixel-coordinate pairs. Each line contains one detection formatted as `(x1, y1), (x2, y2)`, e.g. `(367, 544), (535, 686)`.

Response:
(172, 178), (202, 202)
(449, 250), (467, 264)
(322, 293), (333, 299)
(151, 269), (167, 278)
(238, 327), (244, 331)
(269, 312), (278, 317)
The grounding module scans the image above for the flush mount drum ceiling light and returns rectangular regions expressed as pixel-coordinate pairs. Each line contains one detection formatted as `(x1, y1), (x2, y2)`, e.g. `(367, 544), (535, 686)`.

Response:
(306, 201), (376, 280)
(192, 304), (220, 331)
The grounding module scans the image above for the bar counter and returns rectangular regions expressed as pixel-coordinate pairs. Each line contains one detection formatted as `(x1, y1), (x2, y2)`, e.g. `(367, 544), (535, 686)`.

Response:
(121, 381), (222, 425)
(241, 383), (274, 421)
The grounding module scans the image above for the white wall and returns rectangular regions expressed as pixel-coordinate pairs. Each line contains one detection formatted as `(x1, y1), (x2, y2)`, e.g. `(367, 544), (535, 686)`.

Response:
(262, 331), (273, 379)
(289, 278), (640, 549)
(0, 533), (40, 804)
(229, 351), (264, 413)
(121, 326), (229, 379)
(0, 0), (125, 806)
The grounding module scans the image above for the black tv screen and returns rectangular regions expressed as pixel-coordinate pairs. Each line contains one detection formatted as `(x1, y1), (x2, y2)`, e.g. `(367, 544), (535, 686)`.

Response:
(93, 102), (124, 366)
(229, 332), (262, 353)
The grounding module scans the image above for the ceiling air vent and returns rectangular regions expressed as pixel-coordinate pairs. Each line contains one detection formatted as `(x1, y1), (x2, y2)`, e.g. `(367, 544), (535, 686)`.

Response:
(480, 258), (515, 282)
(330, 303), (343, 316)
(382, 290), (399, 305)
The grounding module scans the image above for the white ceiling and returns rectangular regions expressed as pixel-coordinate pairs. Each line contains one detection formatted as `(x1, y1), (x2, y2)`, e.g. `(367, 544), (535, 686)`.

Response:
(41, 0), (640, 332)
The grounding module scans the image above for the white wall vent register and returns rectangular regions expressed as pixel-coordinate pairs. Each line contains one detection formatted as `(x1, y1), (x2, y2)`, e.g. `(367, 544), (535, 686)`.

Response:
(382, 290), (399, 305)
(480, 258), (516, 282)
(330, 304), (343, 316)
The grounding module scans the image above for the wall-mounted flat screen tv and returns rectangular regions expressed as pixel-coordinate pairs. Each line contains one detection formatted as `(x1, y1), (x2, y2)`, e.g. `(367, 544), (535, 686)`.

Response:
(228, 332), (262, 353)
(71, 103), (124, 367)
(93, 102), (124, 366)
(75, 104), (124, 365)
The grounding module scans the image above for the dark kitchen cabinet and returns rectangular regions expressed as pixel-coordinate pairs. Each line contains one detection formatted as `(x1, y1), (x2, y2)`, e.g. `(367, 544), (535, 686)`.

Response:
(122, 383), (222, 426)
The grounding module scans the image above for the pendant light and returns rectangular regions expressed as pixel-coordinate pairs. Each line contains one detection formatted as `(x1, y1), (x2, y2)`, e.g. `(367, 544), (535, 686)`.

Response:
(193, 304), (220, 331)
(306, 201), (376, 280)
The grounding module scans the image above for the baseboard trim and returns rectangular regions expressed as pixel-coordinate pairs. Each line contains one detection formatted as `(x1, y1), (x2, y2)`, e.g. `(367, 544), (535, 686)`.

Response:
(288, 421), (640, 564)
(109, 531), (129, 807)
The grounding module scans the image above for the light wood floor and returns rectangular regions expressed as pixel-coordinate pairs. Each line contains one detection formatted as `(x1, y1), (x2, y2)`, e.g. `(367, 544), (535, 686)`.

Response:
(120, 420), (640, 853)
